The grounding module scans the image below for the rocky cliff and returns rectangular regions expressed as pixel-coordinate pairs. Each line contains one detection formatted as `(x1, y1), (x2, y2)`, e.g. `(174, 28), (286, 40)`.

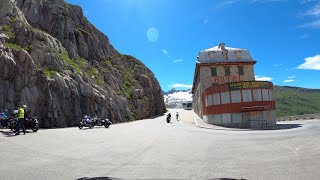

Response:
(0, 0), (166, 127)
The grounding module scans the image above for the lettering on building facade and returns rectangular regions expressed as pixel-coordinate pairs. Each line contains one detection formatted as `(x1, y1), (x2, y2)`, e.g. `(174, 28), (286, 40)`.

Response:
(213, 76), (242, 84)
(228, 81), (270, 90)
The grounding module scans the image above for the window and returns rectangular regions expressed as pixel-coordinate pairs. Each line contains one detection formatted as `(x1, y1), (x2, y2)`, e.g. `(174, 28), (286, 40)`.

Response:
(253, 89), (262, 101)
(231, 90), (241, 103)
(221, 92), (230, 104)
(238, 66), (244, 75)
(206, 95), (213, 107)
(213, 93), (221, 105)
(262, 89), (269, 101)
(211, 67), (217, 77)
(242, 90), (252, 102)
(224, 67), (230, 76)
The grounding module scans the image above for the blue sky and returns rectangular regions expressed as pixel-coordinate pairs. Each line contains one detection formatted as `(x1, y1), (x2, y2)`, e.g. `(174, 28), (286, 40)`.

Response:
(65, 0), (320, 92)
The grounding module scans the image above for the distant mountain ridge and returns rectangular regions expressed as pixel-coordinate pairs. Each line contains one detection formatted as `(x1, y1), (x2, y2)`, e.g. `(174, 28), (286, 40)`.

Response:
(162, 88), (190, 95)
(163, 89), (192, 108)
(164, 86), (320, 117)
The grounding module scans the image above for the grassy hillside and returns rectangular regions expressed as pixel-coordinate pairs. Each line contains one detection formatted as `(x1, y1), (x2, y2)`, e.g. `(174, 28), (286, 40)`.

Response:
(274, 86), (320, 117)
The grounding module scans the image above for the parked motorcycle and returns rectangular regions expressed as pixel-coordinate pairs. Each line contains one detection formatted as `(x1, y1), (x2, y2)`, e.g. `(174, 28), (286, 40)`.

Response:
(0, 111), (17, 131)
(79, 115), (93, 129)
(92, 116), (112, 128)
(25, 117), (39, 132)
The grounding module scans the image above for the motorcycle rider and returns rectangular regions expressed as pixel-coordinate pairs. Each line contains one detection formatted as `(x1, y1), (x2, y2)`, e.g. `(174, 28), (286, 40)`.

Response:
(15, 105), (26, 135)
(167, 113), (171, 119)
(176, 112), (179, 121)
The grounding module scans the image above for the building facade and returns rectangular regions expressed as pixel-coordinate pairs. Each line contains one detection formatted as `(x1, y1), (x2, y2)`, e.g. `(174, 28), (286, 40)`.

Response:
(192, 43), (276, 128)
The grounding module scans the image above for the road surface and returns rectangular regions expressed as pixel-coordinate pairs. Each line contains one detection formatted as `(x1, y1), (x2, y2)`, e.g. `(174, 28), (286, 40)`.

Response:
(1, 109), (320, 180)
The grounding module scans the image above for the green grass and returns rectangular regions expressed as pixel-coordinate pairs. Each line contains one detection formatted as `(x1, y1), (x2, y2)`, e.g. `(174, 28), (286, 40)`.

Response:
(274, 86), (320, 117)
(9, 17), (18, 24)
(4, 43), (24, 51)
(58, 49), (81, 73)
(43, 67), (57, 78)
(95, 77), (103, 86)
(0, 25), (15, 39)
(88, 67), (98, 77)
(4, 43), (32, 52)
(75, 28), (92, 38)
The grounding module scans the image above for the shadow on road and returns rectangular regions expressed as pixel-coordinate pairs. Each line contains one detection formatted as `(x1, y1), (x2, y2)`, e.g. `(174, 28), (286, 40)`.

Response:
(241, 123), (302, 131)
(0, 129), (36, 137)
(262, 123), (302, 130)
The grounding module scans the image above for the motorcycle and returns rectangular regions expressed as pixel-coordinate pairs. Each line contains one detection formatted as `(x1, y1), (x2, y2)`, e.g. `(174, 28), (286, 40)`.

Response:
(79, 115), (93, 129)
(92, 116), (112, 128)
(0, 111), (17, 131)
(25, 117), (39, 132)
(166, 116), (171, 123)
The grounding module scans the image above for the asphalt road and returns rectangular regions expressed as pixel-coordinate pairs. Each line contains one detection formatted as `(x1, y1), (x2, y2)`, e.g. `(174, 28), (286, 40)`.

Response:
(1, 109), (320, 180)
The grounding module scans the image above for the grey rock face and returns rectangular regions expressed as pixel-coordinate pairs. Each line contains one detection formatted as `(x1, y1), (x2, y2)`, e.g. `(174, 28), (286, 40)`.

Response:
(0, 0), (166, 128)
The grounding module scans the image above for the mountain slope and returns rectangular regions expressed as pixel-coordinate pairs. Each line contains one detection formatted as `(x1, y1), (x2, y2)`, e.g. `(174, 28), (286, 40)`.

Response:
(0, 0), (165, 127)
(274, 86), (320, 117)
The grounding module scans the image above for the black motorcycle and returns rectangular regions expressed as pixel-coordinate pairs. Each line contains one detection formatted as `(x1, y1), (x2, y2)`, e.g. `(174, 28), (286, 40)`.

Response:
(92, 116), (112, 128)
(79, 115), (93, 129)
(166, 116), (171, 123)
(25, 117), (39, 132)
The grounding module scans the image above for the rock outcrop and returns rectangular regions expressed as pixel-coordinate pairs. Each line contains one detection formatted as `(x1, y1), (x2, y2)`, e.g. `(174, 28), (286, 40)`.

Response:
(0, 0), (166, 128)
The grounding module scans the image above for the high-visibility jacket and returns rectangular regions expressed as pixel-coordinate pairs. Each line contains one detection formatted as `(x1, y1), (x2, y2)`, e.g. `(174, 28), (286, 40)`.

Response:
(18, 108), (24, 118)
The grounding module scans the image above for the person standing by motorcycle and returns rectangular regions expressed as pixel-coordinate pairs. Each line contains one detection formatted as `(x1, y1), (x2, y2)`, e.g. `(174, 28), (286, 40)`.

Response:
(15, 105), (26, 135)
(22, 105), (28, 119)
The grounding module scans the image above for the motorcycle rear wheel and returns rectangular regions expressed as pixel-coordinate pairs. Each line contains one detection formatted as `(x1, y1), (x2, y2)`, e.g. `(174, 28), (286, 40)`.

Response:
(104, 124), (110, 128)
(79, 124), (83, 129)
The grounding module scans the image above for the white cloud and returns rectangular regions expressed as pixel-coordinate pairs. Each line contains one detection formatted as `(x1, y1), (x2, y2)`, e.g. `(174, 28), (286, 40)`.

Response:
(288, 76), (296, 79)
(273, 64), (282, 67)
(217, 0), (240, 8)
(299, 2), (320, 29)
(298, 19), (320, 28)
(161, 49), (168, 55)
(173, 59), (183, 63)
(303, 4), (320, 16)
(297, 54), (320, 70)
(255, 75), (273, 81)
(283, 79), (295, 83)
(171, 84), (192, 89)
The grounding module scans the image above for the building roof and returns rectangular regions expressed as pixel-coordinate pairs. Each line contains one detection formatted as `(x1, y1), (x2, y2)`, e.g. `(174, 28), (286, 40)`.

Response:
(197, 43), (255, 63)
(201, 45), (245, 52)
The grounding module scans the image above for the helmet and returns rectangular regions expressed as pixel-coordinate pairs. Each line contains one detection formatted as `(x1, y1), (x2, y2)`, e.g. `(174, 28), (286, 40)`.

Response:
(22, 105), (27, 109)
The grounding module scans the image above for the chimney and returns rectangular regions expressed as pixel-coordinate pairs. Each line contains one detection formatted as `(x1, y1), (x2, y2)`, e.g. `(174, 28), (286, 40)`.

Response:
(218, 42), (227, 51)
